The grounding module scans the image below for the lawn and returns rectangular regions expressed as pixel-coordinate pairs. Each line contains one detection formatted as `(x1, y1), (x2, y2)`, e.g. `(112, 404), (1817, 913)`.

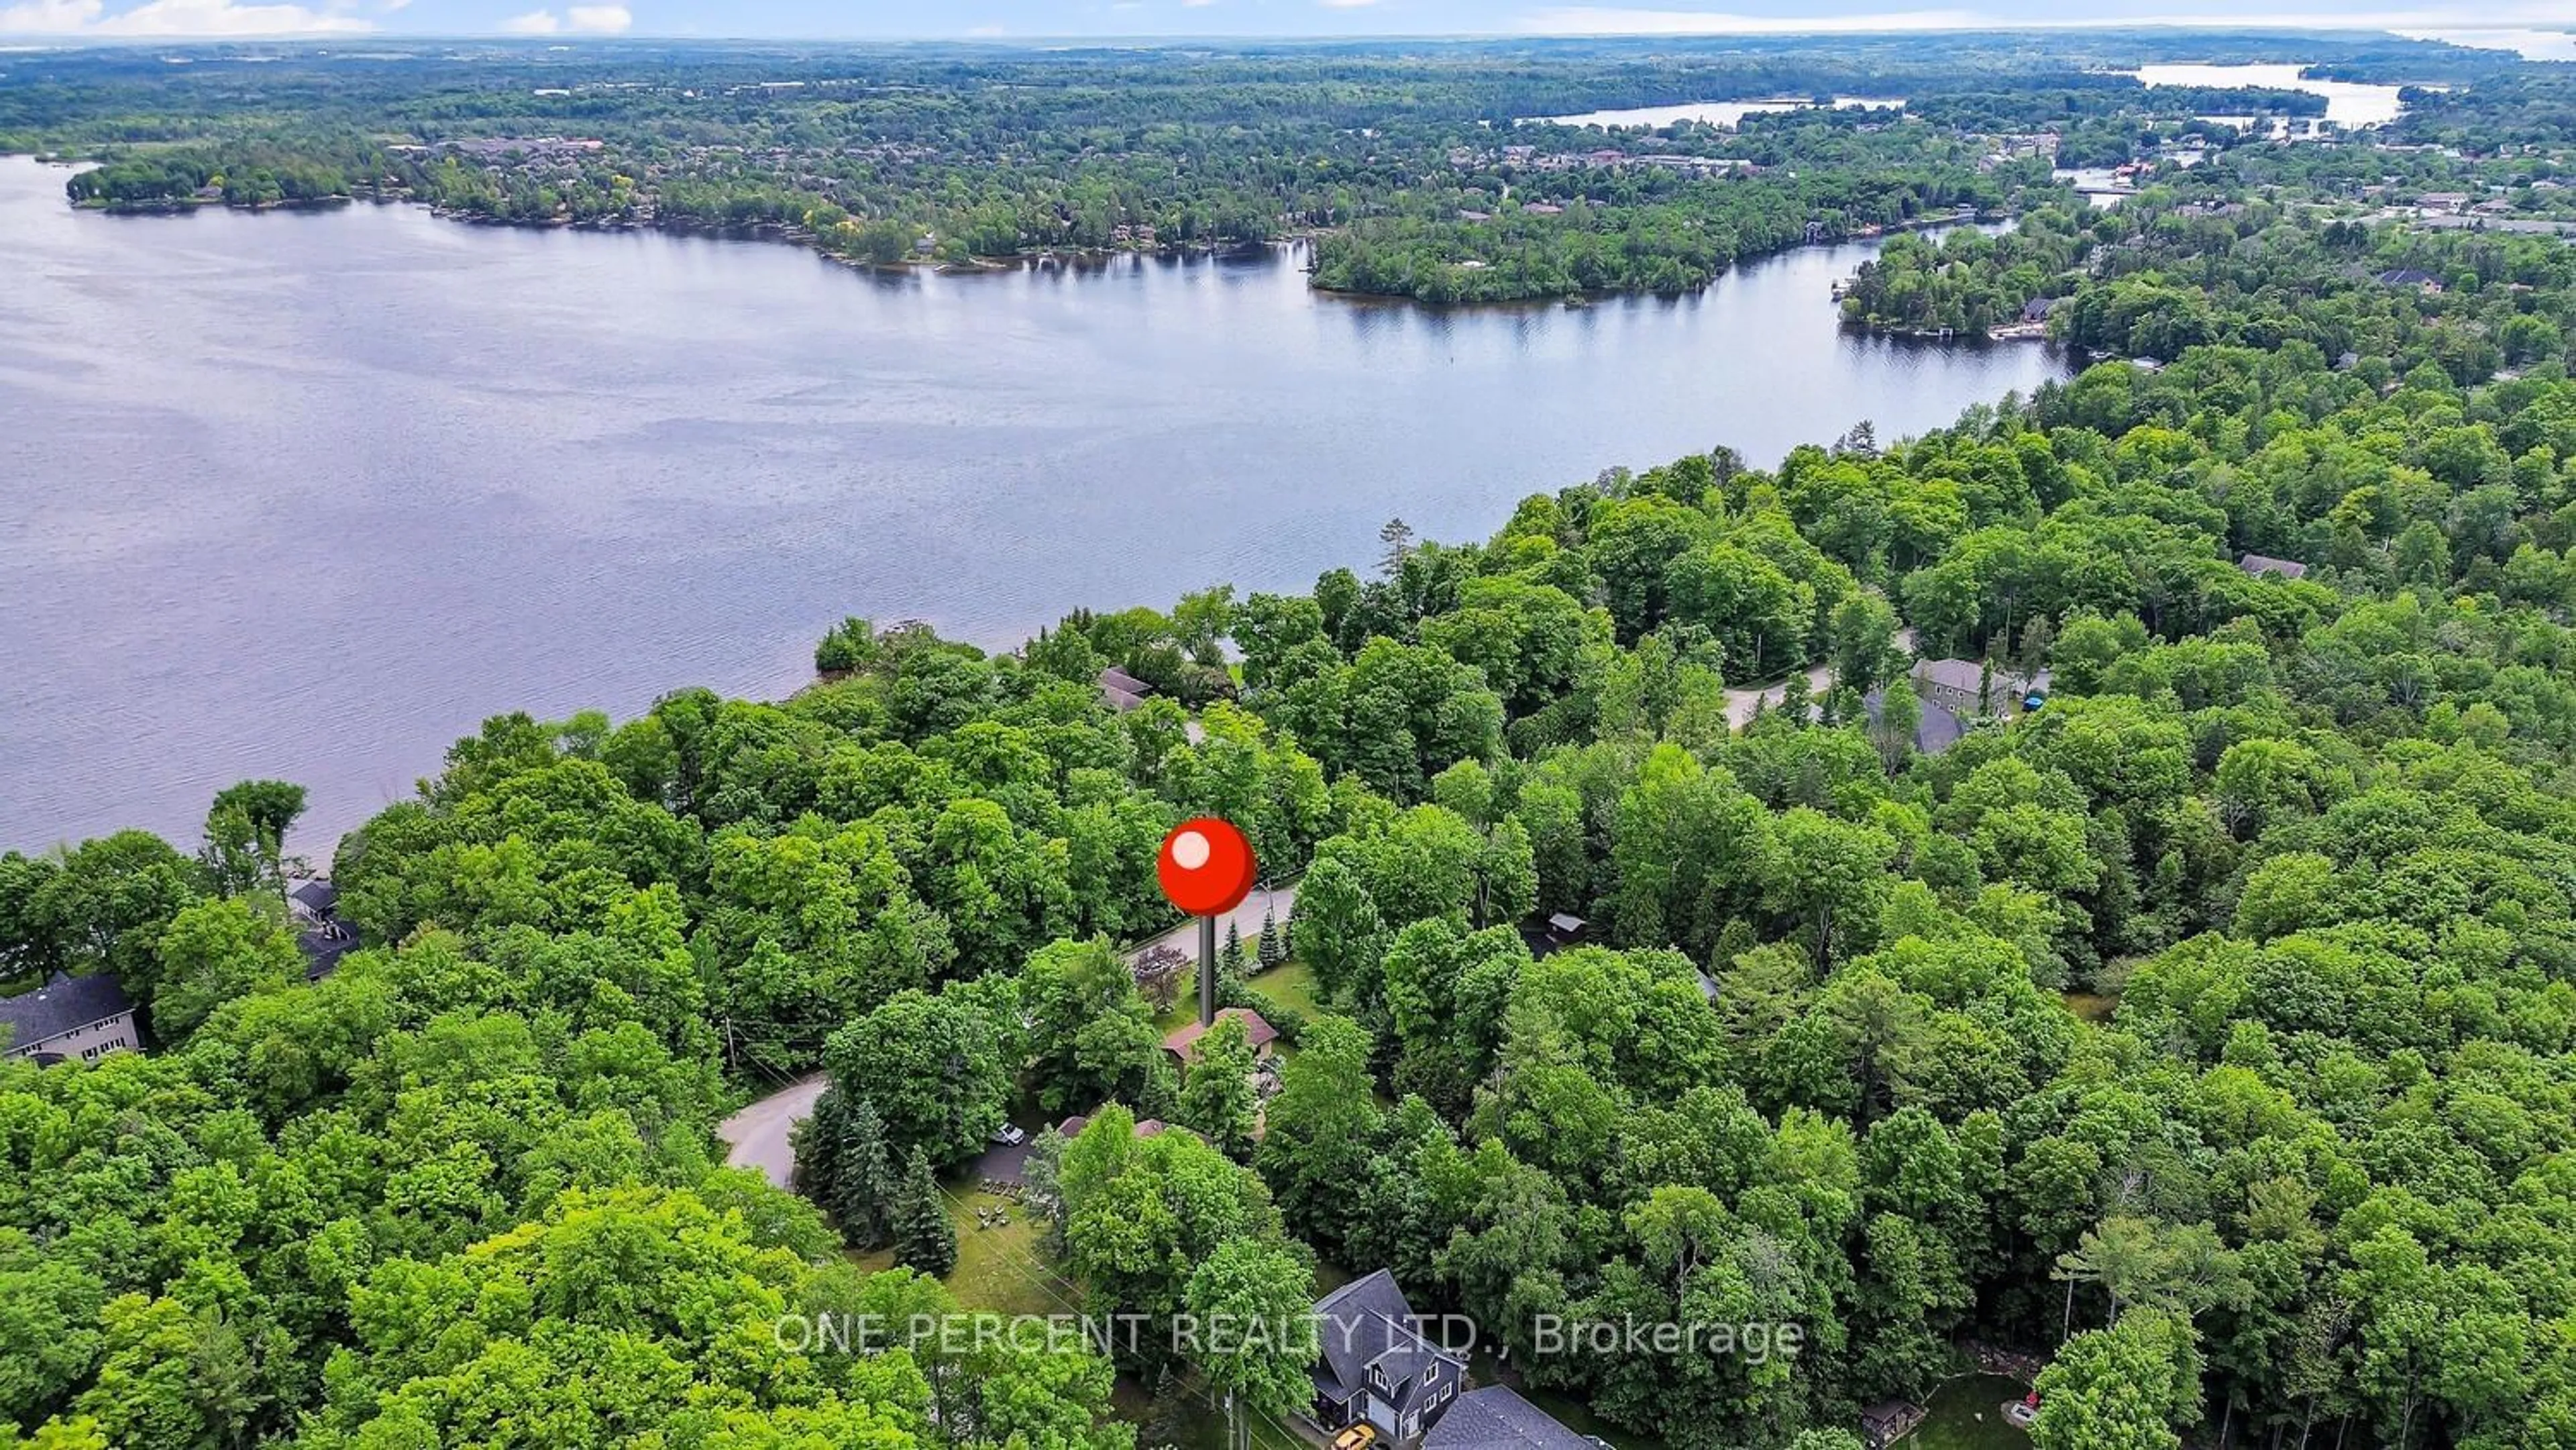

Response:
(848, 1179), (1063, 1320)
(2061, 992), (2118, 1024)
(1908, 1375), (2033, 1450)
(1155, 958), (1326, 1035)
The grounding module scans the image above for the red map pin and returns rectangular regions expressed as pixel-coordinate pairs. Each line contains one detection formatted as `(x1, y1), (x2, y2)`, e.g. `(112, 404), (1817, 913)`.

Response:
(1158, 817), (1256, 917)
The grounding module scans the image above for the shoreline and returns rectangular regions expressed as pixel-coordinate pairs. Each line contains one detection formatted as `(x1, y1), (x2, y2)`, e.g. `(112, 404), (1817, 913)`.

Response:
(27, 152), (2011, 312)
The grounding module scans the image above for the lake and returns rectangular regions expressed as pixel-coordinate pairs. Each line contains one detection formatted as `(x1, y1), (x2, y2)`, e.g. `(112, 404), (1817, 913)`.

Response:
(0, 154), (2065, 852)
(1536, 96), (1907, 130)
(2129, 62), (2413, 128)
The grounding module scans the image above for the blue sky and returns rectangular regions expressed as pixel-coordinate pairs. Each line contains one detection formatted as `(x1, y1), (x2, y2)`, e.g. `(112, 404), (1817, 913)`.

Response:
(1, 0), (2571, 47)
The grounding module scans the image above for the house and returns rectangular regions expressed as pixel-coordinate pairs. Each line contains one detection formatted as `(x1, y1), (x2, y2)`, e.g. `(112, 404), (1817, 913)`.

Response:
(2238, 552), (2309, 580)
(288, 878), (338, 923)
(1, 972), (140, 1064)
(1423, 1386), (1592, 1450)
(1055, 1112), (1169, 1141)
(1861, 1400), (1927, 1448)
(1863, 687), (1968, 756)
(2019, 295), (2058, 324)
(2415, 192), (2471, 213)
(2372, 268), (2443, 294)
(1910, 659), (2040, 719)
(1311, 1270), (1466, 1447)
(290, 878), (358, 980)
(1097, 665), (1153, 713)
(1161, 1006), (1279, 1064)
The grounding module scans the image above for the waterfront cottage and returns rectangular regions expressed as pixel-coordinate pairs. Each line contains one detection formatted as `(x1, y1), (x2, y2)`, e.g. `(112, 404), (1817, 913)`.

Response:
(0, 972), (140, 1064)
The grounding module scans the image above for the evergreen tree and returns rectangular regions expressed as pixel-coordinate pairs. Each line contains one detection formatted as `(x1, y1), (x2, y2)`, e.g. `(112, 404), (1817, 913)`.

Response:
(830, 1094), (898, 1250)
(790, 1084), (848, 1209)
(891, 1147), (957, 1278)
(1224, 919), (1246, 975)
(1257, 906), (1286, 970)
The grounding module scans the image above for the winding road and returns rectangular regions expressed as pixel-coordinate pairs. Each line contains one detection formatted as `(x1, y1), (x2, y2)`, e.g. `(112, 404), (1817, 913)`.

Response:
(714, 882), (1302, 1189)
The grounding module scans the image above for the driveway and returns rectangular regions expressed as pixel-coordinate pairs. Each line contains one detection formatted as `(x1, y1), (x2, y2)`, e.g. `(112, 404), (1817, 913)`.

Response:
(714, 882), (1302, 1194)
(1719, 627), (1918, 730)
(718, 1075), (826, 1190)
(1722, 662), (1833, 729)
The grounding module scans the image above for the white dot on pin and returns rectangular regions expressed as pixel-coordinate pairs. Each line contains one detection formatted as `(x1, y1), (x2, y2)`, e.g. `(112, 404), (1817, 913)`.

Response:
(1172, 829), (1211, 870)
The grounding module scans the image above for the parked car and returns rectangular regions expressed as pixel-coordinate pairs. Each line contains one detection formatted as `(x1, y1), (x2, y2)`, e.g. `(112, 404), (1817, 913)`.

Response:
(1332, 1425), (1379, 1450)
(991, 1123), (1027, 1145)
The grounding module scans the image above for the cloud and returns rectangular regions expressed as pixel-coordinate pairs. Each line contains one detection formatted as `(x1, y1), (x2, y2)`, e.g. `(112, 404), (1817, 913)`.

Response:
(1319, 0), (1379, 8)
(0, 0), (372, 32)
(500, 1), (626, 31)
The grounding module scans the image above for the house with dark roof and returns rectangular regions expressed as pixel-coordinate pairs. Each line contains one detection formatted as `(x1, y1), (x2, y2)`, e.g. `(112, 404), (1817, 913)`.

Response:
(2237, 552), (2309, 580)
(2372, 267), (2443, 293)
(1909, 658), (2044, 719)
(1162, 1006), (1279, 1064)
(1097, 665), (1155, 714)
(1422, 1387), (1593, 1450)
(0, 972), (140, 1064)
(290, 878), (358, 980)
(1863, 687), (1968, 756)
(1311, 1270), (1466, 1447)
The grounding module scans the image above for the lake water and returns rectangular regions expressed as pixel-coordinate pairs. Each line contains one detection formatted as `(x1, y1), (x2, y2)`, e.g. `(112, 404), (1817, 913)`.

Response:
(0, 154), (2064, 852)
(1536, 96), (1907, 130)
(2129, 62), (2412, 128)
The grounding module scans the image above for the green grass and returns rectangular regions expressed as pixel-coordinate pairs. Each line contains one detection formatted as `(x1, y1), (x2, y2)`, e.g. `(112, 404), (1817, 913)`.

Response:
(849, 1180), (1063, 1320)
(1909, 1376), (2033, 1450)
(2061, 992), (2118, 1024)
(1155, 958), (1327, 1035)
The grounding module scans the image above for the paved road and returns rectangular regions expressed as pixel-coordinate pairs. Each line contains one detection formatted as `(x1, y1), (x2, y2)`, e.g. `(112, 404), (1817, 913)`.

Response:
(713, 883), (1302, 1192)
(1126, 883), (1299, 971)
(718, 1075), (826, 1189)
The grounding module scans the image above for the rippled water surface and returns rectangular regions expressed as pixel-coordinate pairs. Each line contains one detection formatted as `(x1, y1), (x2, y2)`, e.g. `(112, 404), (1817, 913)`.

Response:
(0, 154), (2067, 848)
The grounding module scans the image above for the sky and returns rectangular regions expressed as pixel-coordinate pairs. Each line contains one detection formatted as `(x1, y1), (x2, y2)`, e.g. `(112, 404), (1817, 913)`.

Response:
(0, 0), (2571, 53)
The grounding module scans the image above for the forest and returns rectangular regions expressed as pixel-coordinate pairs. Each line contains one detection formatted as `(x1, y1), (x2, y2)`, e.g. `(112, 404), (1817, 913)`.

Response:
(6, 129), (2576, 1449)
(0, 31), (2552, 300)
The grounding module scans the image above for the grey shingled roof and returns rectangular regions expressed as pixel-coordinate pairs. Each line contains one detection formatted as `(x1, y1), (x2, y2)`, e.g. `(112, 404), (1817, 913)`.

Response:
(1424, 1388), (1594, 1450)
(1866, 688), (1969, 756)
(0, 974), (134, 1050)
(1312, 1270), (1455, 1406)
(2238, 553), (2308, 580)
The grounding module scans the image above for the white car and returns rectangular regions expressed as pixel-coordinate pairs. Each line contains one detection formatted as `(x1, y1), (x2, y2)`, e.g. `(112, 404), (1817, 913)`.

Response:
(991, 1124), (1027, 1146)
